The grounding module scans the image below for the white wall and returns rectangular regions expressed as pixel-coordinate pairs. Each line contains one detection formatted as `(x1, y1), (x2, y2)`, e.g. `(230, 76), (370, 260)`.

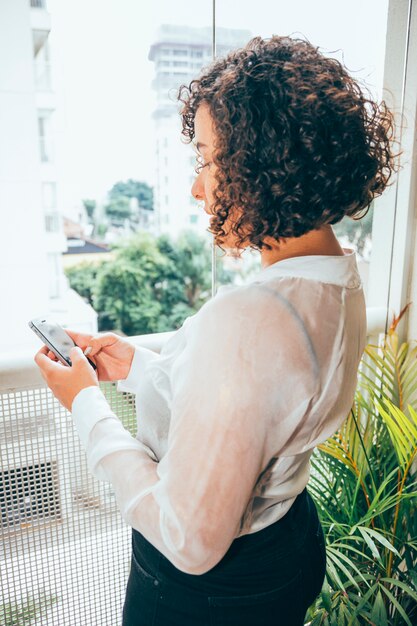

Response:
(0, 0), (50, 352)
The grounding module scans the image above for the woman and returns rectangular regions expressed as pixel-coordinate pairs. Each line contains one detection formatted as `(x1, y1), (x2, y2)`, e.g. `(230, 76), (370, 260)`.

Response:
(35, 35), (396, 625)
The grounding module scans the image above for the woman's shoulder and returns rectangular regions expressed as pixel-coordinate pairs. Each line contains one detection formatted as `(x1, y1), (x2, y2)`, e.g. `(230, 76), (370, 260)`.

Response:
(193, 281), (273, 329)
(190, 279), (321, 363)
(192, 275), (358, 370)
(199, 274), (333, 323)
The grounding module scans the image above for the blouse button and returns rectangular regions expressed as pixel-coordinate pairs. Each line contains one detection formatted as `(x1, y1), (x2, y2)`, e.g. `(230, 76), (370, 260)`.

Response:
(153, 579), (160, 586)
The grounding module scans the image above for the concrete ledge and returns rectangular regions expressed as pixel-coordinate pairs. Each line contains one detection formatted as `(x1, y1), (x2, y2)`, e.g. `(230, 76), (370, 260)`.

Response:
(0, 312), (392, 392)
(0, 331), (176, 391)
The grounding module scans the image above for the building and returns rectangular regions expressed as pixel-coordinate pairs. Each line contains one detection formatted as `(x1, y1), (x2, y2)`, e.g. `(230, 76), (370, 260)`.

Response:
(0, 0), (96, 353)
(148, 25), (252, 240)
(62, 237), (112, 269)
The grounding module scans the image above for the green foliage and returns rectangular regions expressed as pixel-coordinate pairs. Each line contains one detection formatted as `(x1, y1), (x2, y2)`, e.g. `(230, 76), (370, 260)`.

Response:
(93, 239), (164, 335)
(96, 223), (108, 240)
(65, 230), (234, 335)
(0, 591), (58, 626)
(104, 196), (131, 224)
(155, 231), (214, 309)
(65, 262), (102, 306)
(333, 205), (373, 256)
(307, 326), (417, 624)
(82, 198), (96, 222)
(109, 179), (153, 212)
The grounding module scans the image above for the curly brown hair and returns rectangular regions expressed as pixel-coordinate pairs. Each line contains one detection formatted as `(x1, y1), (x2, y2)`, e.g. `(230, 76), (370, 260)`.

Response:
(178, 35), (398, 251)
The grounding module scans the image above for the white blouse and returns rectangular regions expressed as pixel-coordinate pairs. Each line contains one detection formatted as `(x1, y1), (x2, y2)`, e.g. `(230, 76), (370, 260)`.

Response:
(71, 248), (367, 576)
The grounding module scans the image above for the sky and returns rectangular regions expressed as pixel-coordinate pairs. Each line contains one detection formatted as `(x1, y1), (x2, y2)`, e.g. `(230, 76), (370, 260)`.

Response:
(47, 0), (389, 216)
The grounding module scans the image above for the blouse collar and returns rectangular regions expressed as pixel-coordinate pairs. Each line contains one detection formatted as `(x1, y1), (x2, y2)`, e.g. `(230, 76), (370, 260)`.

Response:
(247, 248), (362, 289)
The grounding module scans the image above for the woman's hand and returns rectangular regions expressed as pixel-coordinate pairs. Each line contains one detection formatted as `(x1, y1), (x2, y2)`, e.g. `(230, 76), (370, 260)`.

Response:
(45, 330), (135, 382)
(34, 345), (99, 412)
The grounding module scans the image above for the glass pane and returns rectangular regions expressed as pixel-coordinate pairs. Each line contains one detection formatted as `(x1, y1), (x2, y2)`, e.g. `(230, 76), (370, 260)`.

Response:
(47, 0), (223, 339)
(214, 0), (390, 298)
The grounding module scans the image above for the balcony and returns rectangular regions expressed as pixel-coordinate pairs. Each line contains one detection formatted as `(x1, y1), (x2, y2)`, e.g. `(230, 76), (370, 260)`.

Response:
(0, 330), (171, 625)
(30, 1), (51, 56)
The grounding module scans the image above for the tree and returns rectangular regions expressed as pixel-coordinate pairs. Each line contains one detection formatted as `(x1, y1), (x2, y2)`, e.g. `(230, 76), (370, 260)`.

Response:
(67, 230), (235, 335)
(109, 179), (153, 212)
(82, 199), (96, 223)
(65, 262), (102, 306)
(104, 196), (131, 225)
(96, 223), (108, 240)
(157, 230), (213, 309)
(93, 232), (171, 334)
(93, 257), (163, 335)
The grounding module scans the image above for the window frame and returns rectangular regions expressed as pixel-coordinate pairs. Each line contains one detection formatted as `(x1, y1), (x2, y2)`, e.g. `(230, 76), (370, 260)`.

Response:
(367, 0), (417, 342)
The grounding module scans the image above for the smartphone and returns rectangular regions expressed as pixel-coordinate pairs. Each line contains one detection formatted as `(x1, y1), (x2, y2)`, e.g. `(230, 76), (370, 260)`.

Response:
(29, 318), (97, 370)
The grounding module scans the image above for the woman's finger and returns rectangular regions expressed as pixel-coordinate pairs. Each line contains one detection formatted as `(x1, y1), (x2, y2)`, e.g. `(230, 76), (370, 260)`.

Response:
(65, 329), (92, 349)
(34, 348), (59, 373)
(83, 333), (119, 357)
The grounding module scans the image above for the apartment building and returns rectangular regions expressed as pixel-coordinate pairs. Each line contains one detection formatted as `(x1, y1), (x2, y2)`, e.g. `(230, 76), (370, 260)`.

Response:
(0, 0), (96, 353)
(148, 25), (252, 240)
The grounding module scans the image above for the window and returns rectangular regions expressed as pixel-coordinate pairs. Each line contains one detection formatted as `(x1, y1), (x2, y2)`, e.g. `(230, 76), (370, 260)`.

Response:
(38, 112), (53, 162)
(45, 213), (60, 233)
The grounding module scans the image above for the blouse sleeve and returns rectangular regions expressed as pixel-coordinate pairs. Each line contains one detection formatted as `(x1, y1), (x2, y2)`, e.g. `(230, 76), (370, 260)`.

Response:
(71, 285), (319, 575)
(117, 345), (160, 395)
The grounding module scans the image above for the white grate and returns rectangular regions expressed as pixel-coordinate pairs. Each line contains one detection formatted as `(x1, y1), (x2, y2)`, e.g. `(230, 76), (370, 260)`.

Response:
(0, 381), (136, 626)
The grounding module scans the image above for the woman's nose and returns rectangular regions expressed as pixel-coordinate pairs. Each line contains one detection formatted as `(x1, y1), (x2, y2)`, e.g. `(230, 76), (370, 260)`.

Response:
(191, 172), (205, 202)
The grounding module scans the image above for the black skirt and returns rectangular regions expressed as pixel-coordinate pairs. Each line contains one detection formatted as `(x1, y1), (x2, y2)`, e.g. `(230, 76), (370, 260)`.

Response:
(122, 487), (326, 626)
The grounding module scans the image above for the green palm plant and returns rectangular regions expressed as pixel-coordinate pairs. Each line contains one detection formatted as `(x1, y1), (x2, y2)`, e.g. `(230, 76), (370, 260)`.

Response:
(307, 305), (417, 625)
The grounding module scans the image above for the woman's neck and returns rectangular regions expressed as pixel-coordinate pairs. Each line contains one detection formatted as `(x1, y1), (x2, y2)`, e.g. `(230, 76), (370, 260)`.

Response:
(260, 225), (345, 269)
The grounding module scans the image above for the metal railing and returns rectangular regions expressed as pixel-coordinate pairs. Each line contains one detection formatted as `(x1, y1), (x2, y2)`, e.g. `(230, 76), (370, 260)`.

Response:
(0, 331), (171, 625)
(0, 315), (388, 625)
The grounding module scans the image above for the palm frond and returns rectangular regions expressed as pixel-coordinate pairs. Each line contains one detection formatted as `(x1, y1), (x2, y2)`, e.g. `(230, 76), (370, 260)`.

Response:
(308, 327), (417, 624)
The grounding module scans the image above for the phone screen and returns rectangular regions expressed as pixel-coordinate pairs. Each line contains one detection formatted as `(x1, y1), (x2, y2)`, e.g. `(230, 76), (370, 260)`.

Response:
(29, 318), (76, 366)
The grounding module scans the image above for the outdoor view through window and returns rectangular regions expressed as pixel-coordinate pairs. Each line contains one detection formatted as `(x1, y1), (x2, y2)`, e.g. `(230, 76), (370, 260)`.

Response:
(0, 0), (389, 353)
